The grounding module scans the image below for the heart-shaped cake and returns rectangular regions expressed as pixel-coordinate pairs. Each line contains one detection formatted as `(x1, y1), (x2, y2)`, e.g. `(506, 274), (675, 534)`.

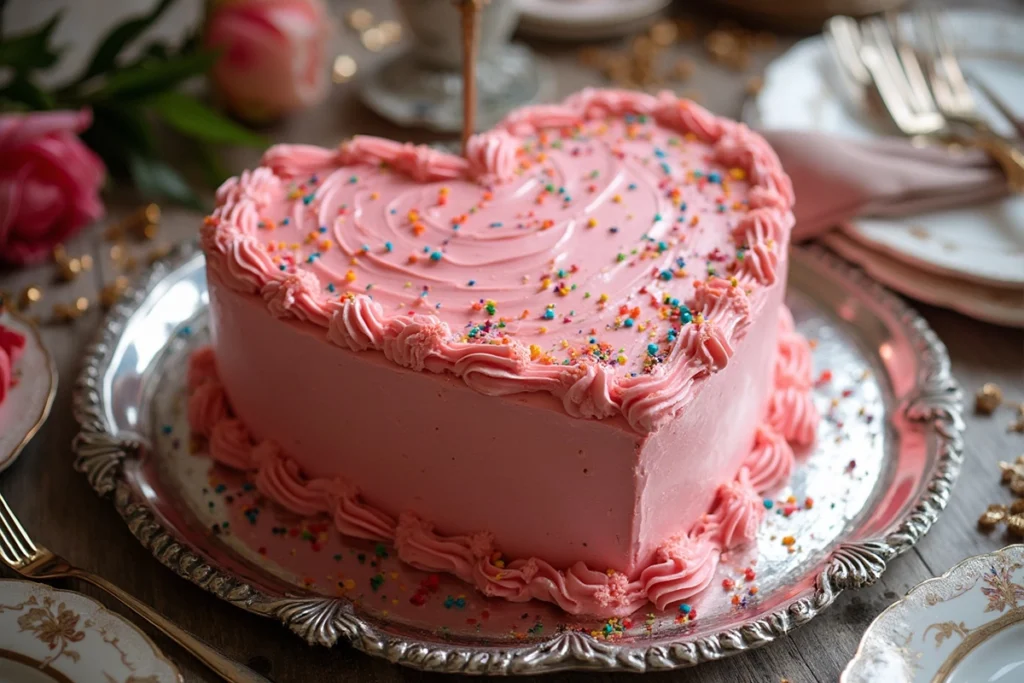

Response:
(190, 89), (817, 617)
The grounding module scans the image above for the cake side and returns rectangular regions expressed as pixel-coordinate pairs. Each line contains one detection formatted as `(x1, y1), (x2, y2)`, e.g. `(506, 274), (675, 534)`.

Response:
(203, 266), (787, 573)
(187, 305), (814, 616)
(207, 276), (645, 570)
(199, 88), (796, 435)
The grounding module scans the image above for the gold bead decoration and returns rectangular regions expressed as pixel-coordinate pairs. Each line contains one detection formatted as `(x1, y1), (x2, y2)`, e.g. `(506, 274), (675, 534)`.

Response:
(142, 203), (160, 224)
(672, 58), (695, 81)
(346, 8), (374, 32)
(975, 382), (1003, 415)
(104, 223), (124, 241)
(361, 27), (385, 52)
(133, 203), (161, 241)
(1011, 499), (1024, 515)
(1011, 475), (1024, 497)
(333, 55), (358, 83)
(649, 20), (678, 47)
(51, 303), (76, 324)
(577, 47), (606, 68)
(18, 286), (42, 309)
(57, 258), (82, 282)
(978, 503), (1008, 530)
(1008, 514), (1024, 538)
(100, 277), (129, 310)
(377, 20), (402, 45)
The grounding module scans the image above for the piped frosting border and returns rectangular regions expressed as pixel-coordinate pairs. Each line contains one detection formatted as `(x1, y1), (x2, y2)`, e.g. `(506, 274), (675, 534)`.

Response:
(199, 89), (796, 435)
(186, 307), (817, 617)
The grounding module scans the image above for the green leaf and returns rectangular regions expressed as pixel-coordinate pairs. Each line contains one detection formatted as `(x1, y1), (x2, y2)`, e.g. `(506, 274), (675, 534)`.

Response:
(191, 138), (231, 187)
(75, 0), (176, 83)
(0, 11), (63, 73)
(91, 50), (218, 101)
(128, 153), (205, 211)
(149, 91), (266, 146)
(90, 103), (156, 155)
(142, 42), (170, 60)
(0, 76), (54, 110)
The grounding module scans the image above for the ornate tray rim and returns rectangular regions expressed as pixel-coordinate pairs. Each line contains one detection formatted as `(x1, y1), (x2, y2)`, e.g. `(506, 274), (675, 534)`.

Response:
(71, 240), (964, 674)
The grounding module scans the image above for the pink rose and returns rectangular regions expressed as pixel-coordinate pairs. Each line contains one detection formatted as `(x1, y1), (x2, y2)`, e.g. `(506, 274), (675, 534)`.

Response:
(205, 0), (330, 123)
(0, 324), (27, 406)
(0, 109), (105, 266)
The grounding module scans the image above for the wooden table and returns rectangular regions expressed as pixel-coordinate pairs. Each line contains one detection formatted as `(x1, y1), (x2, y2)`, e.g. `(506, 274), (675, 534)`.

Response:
(2, 1), (1022, 681)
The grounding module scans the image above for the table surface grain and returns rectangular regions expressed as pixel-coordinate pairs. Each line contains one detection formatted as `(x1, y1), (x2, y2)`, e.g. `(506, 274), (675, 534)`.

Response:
(2, 1), (1023, 681)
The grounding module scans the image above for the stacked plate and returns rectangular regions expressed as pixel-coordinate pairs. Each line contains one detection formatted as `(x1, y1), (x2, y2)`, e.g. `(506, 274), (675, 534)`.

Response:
(516, 0), (670, 40)
(749, 10), (1024, 327)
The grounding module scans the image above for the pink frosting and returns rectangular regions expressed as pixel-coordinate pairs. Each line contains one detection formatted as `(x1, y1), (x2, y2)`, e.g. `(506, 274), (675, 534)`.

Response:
(465, 130), (520, 183)
(742, 425), (795, 493)
(187, 381), (228, 438)
(187, 346), (219, 390)
(767, 385), (818, 447)
(699, 467), (767, 548)
(191, 88), (816, 617)
(186, 311), (815, 616)
(201, 88), (795, 435)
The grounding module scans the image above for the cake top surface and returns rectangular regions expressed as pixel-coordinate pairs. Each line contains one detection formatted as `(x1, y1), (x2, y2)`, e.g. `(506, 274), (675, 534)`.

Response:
(203, 89), (794, 433)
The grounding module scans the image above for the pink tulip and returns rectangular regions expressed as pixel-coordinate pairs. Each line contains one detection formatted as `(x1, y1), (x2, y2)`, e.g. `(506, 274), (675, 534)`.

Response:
(205, 0), (331, 123)
(0, 109), (105, 266)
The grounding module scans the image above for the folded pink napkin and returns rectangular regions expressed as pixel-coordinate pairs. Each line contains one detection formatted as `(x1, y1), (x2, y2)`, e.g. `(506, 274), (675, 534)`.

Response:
(762, 131), (1010, 242)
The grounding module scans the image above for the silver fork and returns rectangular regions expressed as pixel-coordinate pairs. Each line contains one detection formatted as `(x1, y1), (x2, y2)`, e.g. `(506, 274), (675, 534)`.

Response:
(0, 492), (270, 683)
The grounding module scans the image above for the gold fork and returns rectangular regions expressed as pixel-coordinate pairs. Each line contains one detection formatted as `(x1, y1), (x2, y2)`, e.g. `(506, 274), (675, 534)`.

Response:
(855, 12), (1024, 192)
(0, 492), (270, 683)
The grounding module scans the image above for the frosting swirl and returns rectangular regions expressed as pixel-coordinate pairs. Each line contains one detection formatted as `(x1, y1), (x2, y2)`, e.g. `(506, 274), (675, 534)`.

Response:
(203, 89), (797, 435)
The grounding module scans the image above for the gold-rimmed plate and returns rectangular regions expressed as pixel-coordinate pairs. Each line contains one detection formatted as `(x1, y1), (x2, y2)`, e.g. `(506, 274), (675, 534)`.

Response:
(0, 579), (181, 682)
(0, 310), (56, 473)
(842, 544), (1024, 683)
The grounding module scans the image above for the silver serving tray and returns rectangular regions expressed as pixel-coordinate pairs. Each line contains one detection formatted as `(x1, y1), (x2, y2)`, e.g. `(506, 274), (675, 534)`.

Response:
(72, 242), (963, 674)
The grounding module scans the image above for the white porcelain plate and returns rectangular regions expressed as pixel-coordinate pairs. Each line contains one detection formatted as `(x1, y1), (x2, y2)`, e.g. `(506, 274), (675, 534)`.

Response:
(516, 0), (670, 41)
(0, 579), (181, 683)
(750, 10), (1024, 292)
(823, 232), (1024, 328)
(842, 545), (1024, 683)
(0, 310), (56, 473)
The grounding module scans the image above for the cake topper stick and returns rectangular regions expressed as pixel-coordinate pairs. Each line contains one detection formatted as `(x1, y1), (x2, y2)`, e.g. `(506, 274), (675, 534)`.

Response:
(456, 0), (486, 155)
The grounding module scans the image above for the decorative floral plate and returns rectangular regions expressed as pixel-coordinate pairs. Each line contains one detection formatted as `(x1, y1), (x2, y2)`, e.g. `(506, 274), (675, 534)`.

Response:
(842, 545), (1024, 683)
(0, 579), (181, 683)
(0, 309), (57, 473)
